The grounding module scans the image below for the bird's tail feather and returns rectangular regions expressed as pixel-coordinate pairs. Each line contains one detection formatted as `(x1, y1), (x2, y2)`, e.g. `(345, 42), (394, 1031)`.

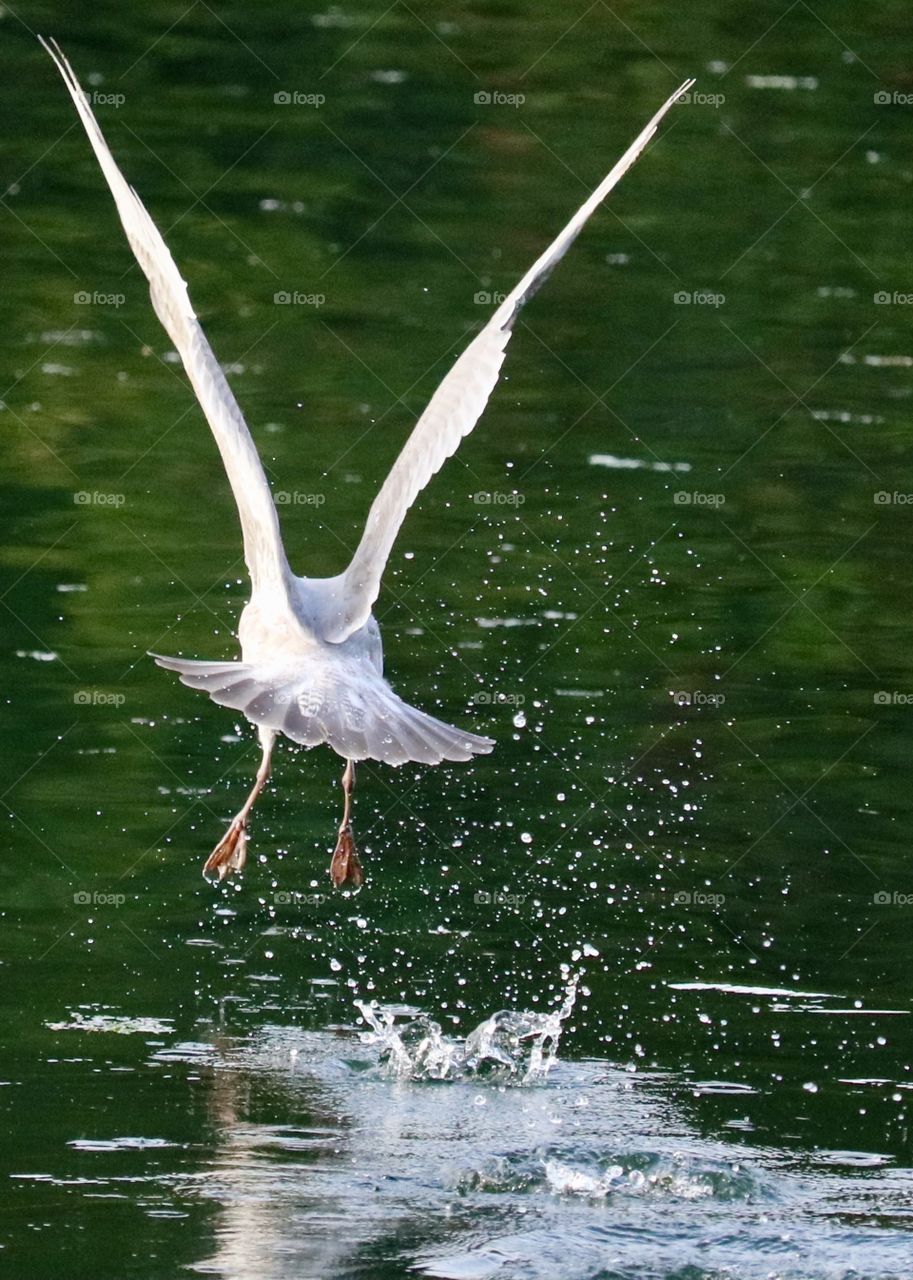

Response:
(151, 653), (494, 767)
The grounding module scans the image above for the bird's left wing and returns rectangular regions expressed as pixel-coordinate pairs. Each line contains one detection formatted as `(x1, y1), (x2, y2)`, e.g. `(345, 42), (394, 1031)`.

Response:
(325, 78), (694, 643)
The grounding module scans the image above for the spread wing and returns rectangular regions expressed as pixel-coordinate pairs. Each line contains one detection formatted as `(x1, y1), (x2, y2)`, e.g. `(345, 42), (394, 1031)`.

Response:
(325, 78), (693, 643)
(41, 37), (290, 592)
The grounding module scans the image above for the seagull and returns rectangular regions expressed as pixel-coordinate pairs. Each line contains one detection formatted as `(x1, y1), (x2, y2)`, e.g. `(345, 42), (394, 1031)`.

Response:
(42, 38), (691, 888)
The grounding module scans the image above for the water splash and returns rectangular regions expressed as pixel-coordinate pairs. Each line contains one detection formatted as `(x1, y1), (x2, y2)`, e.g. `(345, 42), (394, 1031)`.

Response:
(356, 972), (579, 1084)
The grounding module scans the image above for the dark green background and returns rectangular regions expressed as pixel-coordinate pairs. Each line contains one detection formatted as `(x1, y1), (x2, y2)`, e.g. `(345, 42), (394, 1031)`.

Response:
(1, 2), (912, 1276)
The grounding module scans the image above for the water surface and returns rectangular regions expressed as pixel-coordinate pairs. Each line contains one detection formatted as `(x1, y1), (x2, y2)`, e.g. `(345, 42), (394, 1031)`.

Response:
(2, 2), (912, 1276)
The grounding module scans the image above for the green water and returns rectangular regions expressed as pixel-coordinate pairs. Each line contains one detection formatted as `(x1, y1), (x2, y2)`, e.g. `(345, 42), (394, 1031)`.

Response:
(2, 3), (913, 1277)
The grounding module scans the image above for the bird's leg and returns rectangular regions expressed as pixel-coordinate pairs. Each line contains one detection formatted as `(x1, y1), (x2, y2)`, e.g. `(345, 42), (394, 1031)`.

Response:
(329, 758), (364, 888)
(204, 729), (275, 882)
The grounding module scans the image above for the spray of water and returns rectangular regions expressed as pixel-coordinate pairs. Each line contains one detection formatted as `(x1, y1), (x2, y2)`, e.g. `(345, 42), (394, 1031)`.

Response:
(355, 970), (580, 1084)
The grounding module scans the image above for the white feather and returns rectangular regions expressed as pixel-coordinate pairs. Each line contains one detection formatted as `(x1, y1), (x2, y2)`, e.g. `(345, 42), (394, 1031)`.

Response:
(324, 77), (695, 642)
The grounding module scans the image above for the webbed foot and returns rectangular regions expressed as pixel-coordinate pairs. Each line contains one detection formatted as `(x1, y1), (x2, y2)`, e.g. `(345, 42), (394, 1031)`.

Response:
(329, 824), (364, 889)
(203, 818), (248, 882)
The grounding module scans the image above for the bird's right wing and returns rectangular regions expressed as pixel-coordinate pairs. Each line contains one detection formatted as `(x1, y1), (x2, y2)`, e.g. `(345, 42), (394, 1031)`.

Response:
(41, 38), (290, 593)
(325, 79), (693, 644)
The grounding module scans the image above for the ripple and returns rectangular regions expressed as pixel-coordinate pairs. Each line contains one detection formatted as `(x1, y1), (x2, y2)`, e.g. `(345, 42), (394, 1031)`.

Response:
(68, 1137), (178, 1152)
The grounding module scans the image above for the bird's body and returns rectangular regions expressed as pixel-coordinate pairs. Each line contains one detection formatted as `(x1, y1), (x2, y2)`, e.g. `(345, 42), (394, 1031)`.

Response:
(158, 575), (490, 767)
(156, 573), (489, 885)
(42, 36), (691, 886)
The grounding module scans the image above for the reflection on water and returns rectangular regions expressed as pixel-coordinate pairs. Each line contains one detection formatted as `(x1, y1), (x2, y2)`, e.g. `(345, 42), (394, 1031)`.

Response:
(9, 982), (913, 1279)
(148, 1010), (913, 1279)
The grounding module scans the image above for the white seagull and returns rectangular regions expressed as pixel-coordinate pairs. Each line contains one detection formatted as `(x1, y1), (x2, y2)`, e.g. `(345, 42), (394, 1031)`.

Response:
(43, 38), (691, 888)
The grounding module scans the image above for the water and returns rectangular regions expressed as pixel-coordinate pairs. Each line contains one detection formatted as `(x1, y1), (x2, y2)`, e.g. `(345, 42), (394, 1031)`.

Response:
(10, 991), (913, 1279)
(3, 1), (913, 1276)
